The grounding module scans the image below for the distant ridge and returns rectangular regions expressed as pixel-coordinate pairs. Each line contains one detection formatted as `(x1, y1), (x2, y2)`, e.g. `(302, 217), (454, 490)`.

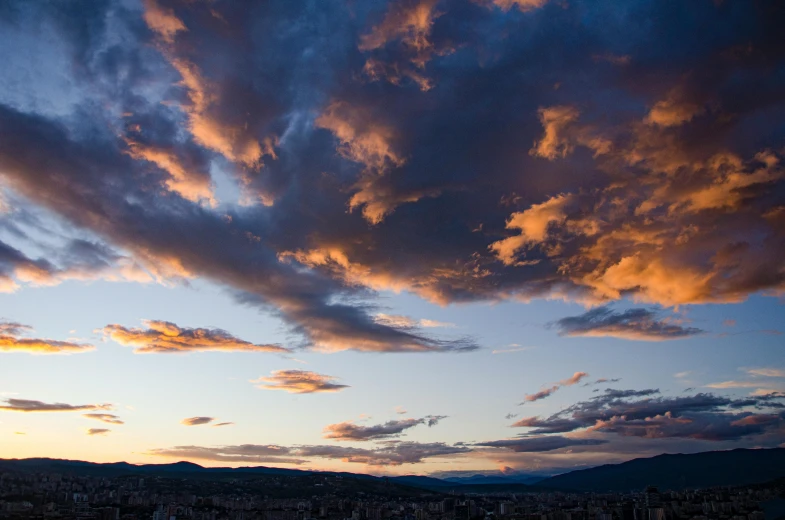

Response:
(539, 448), (785, 492)
(2, 448), (785, 493)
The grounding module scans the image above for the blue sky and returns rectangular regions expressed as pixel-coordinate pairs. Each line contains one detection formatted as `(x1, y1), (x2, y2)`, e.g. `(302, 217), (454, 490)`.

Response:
(0, 0), (784, 475)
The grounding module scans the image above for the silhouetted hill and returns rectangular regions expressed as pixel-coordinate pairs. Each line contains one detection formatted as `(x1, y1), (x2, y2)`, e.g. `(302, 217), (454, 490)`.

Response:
(443, 474), (547, 485)
(540, 449), (785, 492)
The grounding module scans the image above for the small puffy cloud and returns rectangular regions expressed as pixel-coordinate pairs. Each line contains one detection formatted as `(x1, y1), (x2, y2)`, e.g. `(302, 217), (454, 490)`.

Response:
(553, 307), (704, 341)
(101, 320), (288, 354)
(674, 371), (692, 378)
(492, 346), (534, 354)
(395, 406), (408, 414)
(476, 436), (608, 453)
(87, 428), (111, 436)
(252, 370), (349, 394)
(83, 413), (124, 425)
(181, 416), (215, 426)
(1, 399), (112, 413)
(0, 320), (94, 355)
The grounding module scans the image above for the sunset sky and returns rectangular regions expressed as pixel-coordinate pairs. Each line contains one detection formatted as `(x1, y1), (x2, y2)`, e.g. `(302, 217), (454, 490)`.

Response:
(0, 0), (783, 477)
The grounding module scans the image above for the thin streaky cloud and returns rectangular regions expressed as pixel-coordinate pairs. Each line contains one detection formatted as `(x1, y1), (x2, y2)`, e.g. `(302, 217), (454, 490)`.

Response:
(181, 417), (215, 426)
(0, 399), (112, 413)
(746, 368), (785, 378)
(252, 370), (349, 394)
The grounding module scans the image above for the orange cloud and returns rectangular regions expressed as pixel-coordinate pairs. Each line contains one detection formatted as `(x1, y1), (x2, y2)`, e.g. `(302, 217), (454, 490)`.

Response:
(252, 370), (349, 394)
(124, 138), (216, 205)
(101, 320), (288, 354)
(490, 194), (572, 265)
(358, 0), (447, 90)
(645, 88), (704, 127)
(0, 321), (94, 355)
(142, 0), (186, 43)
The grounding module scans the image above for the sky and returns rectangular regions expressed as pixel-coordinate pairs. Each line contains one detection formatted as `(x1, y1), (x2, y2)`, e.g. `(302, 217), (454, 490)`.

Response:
(0, 0), (784, 477)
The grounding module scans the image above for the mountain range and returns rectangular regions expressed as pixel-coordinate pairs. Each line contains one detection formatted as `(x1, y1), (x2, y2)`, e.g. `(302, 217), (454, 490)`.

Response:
(1, 448), (784, 493)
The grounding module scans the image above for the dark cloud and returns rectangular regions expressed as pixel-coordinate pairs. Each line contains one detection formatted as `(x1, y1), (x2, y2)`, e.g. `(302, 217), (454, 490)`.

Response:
(512, 388), (785, 441)
(323, 415), (447, 441)
(553, 307), (705, 341)
(87, 428), (111, 436)
(583, 377), (621, 387)
(252, 370), (349, 394)
(102, 320), (289, 354)
(213, 422), (234, 427)
(475, 436), (608, 453)
(181, 416), (214, 426)
(0, 0), (783, 357)
(0, 399), (112, 412)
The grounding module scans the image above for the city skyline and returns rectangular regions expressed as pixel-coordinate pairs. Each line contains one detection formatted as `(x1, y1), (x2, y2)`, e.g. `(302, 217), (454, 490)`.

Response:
(1, 0), (784, 477)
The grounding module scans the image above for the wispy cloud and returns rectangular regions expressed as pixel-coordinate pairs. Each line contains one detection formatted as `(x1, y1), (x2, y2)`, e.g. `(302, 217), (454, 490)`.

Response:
(522, 372), (589, 403)
(87, 428), (111, 436)
(252, 370), (349, 394)
(83, 413), (124, 425)
(1, 399), (112, 413)
(492, 344), (535, 354)
(746, 368), (785, 378)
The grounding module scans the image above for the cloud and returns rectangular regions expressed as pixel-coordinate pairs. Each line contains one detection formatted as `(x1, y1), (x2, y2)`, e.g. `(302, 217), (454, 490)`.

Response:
(252, 370), (349, 394)
(1, 0), (784, 359)
(150, 440), (470, 466)
(705, 381), (767, 389)
(395, 406), (408, 415)
(492, 346), (535, 354)
(213, 422), (234, 427)
(0, 320), (95, 354)
(747, 368), (785, 378)
(674, 371), (692, 379)
(374, 314), (454, 329)
(323, 415), (446, 441)
(101, 320), (288, 354)
(181, 416), (214, 426)
(582, 378), (621, 387)
(511, 388), (785, 441)
(0, 399), (112, 413)
(87, 428), (111, 436)
(523, 371), (588, 403)
(83, 413), (124, 425)
(476, 436), (608, 453)
(552, 307), (704, 341)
